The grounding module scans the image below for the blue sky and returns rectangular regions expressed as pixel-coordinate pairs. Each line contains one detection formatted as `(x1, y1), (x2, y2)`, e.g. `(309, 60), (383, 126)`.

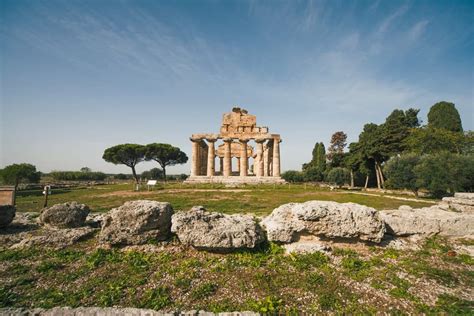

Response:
(1, 0), (473, 174)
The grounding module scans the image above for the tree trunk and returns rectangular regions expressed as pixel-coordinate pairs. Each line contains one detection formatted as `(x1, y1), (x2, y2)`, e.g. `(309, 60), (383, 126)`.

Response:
(162, 166), (167, 183)
(131, 165), (139, 184)
(377, 163), (385, 188)
(375, 162), (381, 189)
(364, 175), (369, 189)
(350, 170), (354, 188)
(414, 190), (419, 198)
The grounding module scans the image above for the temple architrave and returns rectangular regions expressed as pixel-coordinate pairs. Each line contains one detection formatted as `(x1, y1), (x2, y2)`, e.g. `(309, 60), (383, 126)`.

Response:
(184, 107), (286, 184)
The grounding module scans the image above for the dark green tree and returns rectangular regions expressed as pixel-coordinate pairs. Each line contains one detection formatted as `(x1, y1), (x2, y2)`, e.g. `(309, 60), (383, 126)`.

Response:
(0, 163), (41, 189)
(281, 170), (304, 183)
(303, 167), (324, 182)
(141, 168), (164, 180)
(381, 108), (420, 156)
(462, 131), (474, 155)
(427, 101), (463, 133)
(145, 143), (188, 181)
(404, 127), (464, 154)
(303, 142), (326, 169)
(414, 152), (474, 198)
(303, 142), (326, 181)
(102, 144), (146, 184)
(384, 153), (421, 196)
(326, 167), (350, 187)
(356, 123), (387, 189)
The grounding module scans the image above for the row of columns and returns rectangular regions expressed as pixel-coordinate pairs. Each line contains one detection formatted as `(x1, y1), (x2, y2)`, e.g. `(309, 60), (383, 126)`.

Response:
(190, 137), (281, 177)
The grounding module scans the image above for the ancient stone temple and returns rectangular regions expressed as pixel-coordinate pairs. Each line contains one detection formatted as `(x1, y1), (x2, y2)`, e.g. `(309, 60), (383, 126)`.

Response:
(185, 107), (286, 184)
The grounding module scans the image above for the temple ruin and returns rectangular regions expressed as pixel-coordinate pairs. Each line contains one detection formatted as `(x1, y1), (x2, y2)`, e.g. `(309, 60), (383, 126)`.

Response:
(185, 107), (286, 184)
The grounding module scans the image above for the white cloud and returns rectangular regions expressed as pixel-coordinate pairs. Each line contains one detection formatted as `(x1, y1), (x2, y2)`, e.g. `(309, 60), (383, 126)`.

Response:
(408, 20), (429, 41)
(376, 4), (410, 36)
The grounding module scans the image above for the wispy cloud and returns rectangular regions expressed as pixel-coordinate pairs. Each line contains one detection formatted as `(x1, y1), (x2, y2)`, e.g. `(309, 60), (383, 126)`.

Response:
(408, 20), (429, 41)
(376, 3), (411, 36)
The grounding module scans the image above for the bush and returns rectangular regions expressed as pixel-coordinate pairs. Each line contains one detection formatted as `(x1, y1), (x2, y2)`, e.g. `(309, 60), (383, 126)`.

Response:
(414, 152), (474, 198)
(326, 167), (350, 186)
(303, 167), (324, 182)
(49, 171), (106, 181)
(281, 170), (304, 183)
(141, 168), (163, 180)
(384, 153), (421, 196)
(114, 173), (130, 180)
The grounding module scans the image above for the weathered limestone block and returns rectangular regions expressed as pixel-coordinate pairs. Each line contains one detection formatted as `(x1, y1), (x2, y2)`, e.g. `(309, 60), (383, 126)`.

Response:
(171, 206), (265, 251)
(261, 201), (386, 243)
(442, 193), (474, 213)
(39, 202), (89, 228)
(380, 205), (474, 237)
(99, 200), (173, 245)
(11, 227), (97, 249)
(0, 205), (16, 228)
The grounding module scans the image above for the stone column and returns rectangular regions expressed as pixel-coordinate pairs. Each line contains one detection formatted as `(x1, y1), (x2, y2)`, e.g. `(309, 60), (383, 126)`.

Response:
(199, 142), (208, 176)
(206, 138), (217, 176)
(223, 138), (232, 177)
(219, 157), (223, 174)
(264, 140), (273, 177)
(190, 138), (200, 176)
(239, 139), (249, 177)
(256, 139), (265, 177)
(236, 158), (241, 173)
(272, 138), (281, 177)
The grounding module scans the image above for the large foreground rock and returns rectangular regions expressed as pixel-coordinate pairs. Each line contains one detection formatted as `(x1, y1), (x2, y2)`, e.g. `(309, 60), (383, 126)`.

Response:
(380, 205), (474, 237)
(39, 202), (89, 228)
(261, 201), (386, 243)
(99, 200), (173, 245)
(0, 205), (16, 227)
(171, 206), (265, 251)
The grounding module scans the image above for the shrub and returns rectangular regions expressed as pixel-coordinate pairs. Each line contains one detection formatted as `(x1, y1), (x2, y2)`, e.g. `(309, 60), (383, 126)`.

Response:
(326, 167), (350, 186)
(303, 167), (324, 182)
(281, 170), (304, 183)
(49, 171), (106, 181)
(384, 153), (421, 196)
(141, 168), (163, 180)
(414, 152), (474, 198)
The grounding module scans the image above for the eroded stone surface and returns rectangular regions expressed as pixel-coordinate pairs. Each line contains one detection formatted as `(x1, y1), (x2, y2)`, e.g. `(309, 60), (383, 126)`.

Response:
(99, 200), (173, 245)
(10, 226), (97, 249)
(39, 202), (90, 228)
(442, 193), (474, 213)
(262, 201), (386, 243)
(0, 204), (16, 227)
(380, 205), (474, 237)
(171, 206), (265, 251)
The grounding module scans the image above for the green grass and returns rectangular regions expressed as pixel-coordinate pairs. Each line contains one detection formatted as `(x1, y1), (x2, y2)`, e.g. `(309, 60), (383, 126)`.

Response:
(2, 183), (471, 313)
(1, 236), (472, 313)
(15, 182), (434, 215)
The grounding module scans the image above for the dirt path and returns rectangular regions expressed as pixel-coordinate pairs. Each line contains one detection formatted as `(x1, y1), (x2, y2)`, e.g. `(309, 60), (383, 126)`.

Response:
(95, 188), (251, 198)
(339, 191), (437, 204)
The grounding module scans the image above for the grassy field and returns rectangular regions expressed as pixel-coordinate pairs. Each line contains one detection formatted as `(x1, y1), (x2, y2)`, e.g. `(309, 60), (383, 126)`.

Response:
(15, 182), (435, 215)
(3, 182), (472, 313)
(1, 237), (472, 313)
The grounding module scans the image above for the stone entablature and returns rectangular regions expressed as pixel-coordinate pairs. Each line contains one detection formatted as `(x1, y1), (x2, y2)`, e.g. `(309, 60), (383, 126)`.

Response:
(185, 107), (285, 184)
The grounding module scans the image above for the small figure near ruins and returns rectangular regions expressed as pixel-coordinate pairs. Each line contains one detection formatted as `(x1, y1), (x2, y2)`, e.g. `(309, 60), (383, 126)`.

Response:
(185, 107), (286, 184)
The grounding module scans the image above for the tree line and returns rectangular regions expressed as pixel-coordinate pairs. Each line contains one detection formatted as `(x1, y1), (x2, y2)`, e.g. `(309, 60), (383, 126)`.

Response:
(102, 143), (188, 183)
(283, 101), (473, 197)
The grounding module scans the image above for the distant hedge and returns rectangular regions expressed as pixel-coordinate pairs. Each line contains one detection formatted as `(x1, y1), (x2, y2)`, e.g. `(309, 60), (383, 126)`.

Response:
(49, 171), (107, 181)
